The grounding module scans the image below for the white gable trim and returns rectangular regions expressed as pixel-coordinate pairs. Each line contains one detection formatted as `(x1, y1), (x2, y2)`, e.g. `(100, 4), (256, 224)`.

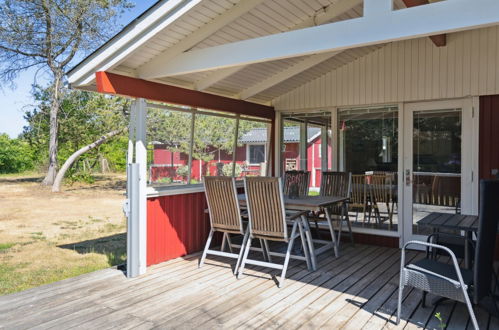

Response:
(67, 0), (203, 87)
(137, 0), (267, 81)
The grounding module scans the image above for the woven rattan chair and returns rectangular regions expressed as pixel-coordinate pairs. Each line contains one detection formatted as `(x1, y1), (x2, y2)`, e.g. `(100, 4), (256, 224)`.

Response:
(200, 176), (246, 273)
(369, 174), (394, 228)
(237, 177), (310, 288)
(397, 180), (499, 330)
(283, 171), (310, 197)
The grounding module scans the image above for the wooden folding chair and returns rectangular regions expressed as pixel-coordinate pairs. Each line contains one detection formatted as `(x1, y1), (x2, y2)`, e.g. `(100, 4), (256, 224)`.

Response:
(199, 176), (246, 273)
(369, 174), (394, 228)
(350, 174), (369, 224)
(237, 177), (310, 288)
(283, 170), (310, 197)
(309, 171), (354, 244)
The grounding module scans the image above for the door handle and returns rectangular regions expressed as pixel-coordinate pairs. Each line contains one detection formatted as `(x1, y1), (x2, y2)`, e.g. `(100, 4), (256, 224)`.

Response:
(405, 169), (412, 186)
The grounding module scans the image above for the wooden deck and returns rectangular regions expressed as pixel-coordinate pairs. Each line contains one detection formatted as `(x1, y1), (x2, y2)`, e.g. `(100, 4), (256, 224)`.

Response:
(0, 244), (497, 329)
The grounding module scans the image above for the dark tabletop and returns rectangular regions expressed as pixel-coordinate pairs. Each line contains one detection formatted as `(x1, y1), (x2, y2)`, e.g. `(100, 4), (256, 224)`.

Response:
(417, 212), (479, 232)
(237, 194), (348, 212)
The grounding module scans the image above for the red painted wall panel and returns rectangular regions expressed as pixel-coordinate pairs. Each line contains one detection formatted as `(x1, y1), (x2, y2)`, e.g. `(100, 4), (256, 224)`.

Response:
(479, 96), (499, 180)
(479, 95), (499, 260)
(147, 192), (211, 266)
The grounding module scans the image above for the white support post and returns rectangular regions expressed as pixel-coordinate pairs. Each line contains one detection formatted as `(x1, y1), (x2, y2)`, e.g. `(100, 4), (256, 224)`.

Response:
(134, 99), (148, 276)
(364, 0), (392, 17)
(187, 111), (196, 183)
(126, 102), (136, 277)
(231, 115), (240, 177)
(276, 112), (283, 178)
(321, 125), (328, 171)
(331, 108), (339, 171)
(299, 122), (307, 171)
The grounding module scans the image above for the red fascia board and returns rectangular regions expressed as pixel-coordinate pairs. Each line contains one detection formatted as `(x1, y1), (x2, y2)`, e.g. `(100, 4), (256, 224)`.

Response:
(95, 71), (275, 120)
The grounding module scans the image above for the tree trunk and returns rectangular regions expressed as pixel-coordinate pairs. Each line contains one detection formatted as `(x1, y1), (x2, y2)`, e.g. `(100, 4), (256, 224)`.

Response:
(52, 128), (125, 192)
(42, 72), (62, 186)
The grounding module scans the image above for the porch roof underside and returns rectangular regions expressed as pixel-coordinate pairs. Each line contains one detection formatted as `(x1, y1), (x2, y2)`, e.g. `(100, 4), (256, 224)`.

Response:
(67, 0), (499, 108)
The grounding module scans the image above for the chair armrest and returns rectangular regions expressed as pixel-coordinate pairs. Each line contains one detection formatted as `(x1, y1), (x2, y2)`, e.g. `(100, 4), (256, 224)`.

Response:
(285, 209), (309, 220)
(402, 240), (468, 288)
(426, 232), (476, 258)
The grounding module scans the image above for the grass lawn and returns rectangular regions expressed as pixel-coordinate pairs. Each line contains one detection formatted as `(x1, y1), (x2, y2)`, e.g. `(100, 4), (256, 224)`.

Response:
(0, 173), (127, 296)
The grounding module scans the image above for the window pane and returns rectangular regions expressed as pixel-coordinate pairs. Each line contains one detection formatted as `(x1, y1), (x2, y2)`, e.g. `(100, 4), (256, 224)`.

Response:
(147, 107), (192, 186)
(281, 112), (332, 192)
(249, 145), (265, 164)
(412, 109), (462, 235)
(192, 114), (237, 182)
(339, 107), (398, 174)
(339, 106), (398, 232)
(238, 119), (270, 178)
(281, 119), (301, 172)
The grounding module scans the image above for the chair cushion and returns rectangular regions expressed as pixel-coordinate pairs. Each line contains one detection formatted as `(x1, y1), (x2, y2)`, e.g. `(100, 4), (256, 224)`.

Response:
(406, 258), (473, 285)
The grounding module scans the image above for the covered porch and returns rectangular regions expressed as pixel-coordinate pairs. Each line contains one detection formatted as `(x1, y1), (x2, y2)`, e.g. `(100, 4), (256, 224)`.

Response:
(48, 0), (499, 328)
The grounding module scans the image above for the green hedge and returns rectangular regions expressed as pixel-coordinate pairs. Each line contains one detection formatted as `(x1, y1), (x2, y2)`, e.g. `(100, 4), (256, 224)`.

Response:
(0, 134), (35, 174)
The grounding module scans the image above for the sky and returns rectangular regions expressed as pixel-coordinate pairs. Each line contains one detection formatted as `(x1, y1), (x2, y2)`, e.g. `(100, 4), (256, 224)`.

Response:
(0, 0), (158, 138)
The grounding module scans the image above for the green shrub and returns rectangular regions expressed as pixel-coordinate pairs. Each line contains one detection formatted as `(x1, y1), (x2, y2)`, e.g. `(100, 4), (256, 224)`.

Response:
(176, 165), (189, 178)
(66, 170), (95, 184)
(0, 134), (35, 174)
(222, 163), (243, 177)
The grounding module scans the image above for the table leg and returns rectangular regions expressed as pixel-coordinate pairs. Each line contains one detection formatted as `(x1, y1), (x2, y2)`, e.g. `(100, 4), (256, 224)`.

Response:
(301, 215), (317, 271)
(297, 220), (312, 271)
(465, 230), (473, 269)
(325, 207), (339, 258)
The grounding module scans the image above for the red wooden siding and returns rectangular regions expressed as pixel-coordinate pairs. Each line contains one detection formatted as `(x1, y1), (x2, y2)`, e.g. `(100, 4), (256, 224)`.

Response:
(479, 95), (499, 180)
(479, 95), (499, 260)
(147, 192), (211, 266)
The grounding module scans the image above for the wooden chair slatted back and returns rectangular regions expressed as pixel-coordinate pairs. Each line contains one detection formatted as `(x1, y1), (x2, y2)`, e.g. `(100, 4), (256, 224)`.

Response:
(203, 176), (243, 234)
(370, 174), (392, 204)
(283, 171), (310, 197)
(320, 171), (351, 198)
(244, 177), (288, 241)
(350, 174), (367, 206)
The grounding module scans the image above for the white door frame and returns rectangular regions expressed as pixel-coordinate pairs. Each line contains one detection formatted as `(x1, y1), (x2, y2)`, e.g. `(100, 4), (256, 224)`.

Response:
(401, 98), (478, 246)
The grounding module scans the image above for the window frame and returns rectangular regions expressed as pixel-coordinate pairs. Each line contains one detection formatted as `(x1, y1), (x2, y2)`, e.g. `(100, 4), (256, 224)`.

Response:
(246, 143), (267, 166)
(146, 102), (271, 188)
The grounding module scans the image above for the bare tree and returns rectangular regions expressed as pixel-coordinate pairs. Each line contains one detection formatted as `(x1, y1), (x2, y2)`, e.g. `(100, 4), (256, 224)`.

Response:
(0, 0), (133, 185)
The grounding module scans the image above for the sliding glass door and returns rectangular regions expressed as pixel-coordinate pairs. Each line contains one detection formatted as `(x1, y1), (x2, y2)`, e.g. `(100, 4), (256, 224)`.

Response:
(338, 106), (399, 232)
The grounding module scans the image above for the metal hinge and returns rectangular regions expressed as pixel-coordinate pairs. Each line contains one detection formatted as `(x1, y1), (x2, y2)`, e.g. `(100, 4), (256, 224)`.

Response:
(471, 171), (474, 182)
(472, 106), (475, 118)
(122, 199), (130, 218)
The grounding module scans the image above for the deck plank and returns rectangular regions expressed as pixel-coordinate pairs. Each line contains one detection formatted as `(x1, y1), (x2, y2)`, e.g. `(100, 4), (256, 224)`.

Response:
(154, 245), (374, 328)
(147, 258), (337, 326)
(340, 252), (421, 329)
(294, 248), (402, 329)
(0, 244), (494, 330)
(208, 246), (384, 329)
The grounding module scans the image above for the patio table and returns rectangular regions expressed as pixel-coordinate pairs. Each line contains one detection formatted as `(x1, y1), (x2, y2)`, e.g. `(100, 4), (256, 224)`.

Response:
(237, 194), (348, 271)
(417, 212), (479, 269)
